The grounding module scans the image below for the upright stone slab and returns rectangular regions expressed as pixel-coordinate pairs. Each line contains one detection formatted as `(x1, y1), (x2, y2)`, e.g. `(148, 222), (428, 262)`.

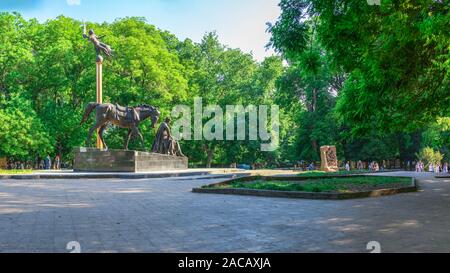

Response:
(320, 146), (339, 172)
(74, 148), (188, 173)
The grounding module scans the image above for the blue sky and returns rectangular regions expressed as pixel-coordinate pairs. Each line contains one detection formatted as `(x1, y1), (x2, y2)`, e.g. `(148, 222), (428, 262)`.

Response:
(0, 0), (281, 61)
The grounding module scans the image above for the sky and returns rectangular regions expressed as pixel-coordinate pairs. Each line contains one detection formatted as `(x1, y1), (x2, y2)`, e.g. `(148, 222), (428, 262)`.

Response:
(0, 0), (281, 62)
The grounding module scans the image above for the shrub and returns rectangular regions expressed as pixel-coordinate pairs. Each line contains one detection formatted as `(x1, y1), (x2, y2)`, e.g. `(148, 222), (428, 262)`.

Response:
(416, 147), (444, 165)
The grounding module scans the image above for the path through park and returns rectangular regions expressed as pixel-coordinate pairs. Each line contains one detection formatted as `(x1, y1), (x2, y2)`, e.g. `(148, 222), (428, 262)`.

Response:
(0, 172), (449, 253)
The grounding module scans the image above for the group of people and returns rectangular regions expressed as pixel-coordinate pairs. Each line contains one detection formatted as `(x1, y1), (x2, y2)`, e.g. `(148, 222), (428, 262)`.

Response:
(38, 155), (62, 170)
(416, 161), (449, 173)
(303, 161), (384, 172)
(6, 155), (62, 170)
(6, 160), (32, 170)
(368, 161), (382, 172)
(345, 161), (382, 172)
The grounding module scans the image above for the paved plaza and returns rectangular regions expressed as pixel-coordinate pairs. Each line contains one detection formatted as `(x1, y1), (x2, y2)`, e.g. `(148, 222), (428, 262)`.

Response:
(0, 172), (449, 253)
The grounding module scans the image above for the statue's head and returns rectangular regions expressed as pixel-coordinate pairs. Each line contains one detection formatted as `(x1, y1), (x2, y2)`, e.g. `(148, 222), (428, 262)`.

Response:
(89, 29), (95, 35)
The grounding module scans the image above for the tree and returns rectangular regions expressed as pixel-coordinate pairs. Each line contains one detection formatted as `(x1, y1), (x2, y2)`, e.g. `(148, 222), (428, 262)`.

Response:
(421, 118), (450, 161)
(0, 94), (52, 159)
(4, 15), (192, 160)
(267, 0), (449, 165)
(268, 0), (449, 135)
(181, 32), (260, 167)
(171, 32), (285, 167)
(270, 17), (342, 162)
(0, 13), (52, 159)
(417, 147), (444, 166)
(0, 12), (34, 98)
(0, 13), (290, 166)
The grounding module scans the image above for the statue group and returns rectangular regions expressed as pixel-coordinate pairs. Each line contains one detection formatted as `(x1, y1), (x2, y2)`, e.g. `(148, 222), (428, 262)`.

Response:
(80, 26), (185, 158)
(80, 103), (185, 157)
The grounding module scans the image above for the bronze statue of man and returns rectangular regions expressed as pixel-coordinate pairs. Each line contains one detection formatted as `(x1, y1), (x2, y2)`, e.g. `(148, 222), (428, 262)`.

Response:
(83, 23), (112, 62)
(152, 118), (185, 157)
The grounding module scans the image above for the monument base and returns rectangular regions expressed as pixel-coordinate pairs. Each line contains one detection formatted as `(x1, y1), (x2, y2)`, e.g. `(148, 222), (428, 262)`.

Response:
(320, 166), (339, 173)
(74, 148), (188, 173)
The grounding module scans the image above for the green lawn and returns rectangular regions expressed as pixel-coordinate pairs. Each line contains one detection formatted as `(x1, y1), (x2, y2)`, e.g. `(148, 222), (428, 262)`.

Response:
(297, 170), (371, 177)
(207, 176), (411, 193)
(0, 170), (34, 175)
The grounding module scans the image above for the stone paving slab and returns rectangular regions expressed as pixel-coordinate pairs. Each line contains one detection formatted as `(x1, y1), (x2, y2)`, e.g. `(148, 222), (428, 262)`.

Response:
(0, 171), (449, 253)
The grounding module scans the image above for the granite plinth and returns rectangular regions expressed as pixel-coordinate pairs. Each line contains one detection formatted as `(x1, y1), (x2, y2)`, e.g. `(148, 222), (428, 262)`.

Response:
(74, 148), (188, 173)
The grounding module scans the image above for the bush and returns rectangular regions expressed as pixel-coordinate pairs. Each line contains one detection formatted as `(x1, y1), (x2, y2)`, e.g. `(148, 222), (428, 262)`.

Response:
(416, 147), (444, 165)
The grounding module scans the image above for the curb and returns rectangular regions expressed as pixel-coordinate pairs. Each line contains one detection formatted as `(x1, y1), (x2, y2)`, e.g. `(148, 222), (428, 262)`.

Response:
(192, 176), (418, 200)
(0, 171), (250, 181)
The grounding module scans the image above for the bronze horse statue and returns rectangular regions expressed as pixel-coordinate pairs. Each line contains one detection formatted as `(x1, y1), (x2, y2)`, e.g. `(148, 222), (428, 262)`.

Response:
(80, 103), (160, 150)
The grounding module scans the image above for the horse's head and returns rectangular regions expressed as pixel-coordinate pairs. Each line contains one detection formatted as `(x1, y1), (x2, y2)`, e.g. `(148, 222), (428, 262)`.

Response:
(136, 105), (160, 128)
(150, 108), (161, 129)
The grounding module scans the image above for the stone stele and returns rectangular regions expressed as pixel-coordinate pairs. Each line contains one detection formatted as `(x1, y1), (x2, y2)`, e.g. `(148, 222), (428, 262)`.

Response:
(320, 146), (339, 172)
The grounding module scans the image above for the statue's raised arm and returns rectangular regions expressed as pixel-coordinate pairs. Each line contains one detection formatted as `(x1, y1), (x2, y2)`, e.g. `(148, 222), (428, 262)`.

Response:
(82, 22), (88, 39)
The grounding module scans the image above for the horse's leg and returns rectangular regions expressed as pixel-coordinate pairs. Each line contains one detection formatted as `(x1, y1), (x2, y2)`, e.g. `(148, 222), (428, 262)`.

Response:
(86, 125), (96, 147)
(133, 127), (145, 151)
(99, 125), (108, 150)
(124, 129), (132, 150)
(86, 121), (104, 148)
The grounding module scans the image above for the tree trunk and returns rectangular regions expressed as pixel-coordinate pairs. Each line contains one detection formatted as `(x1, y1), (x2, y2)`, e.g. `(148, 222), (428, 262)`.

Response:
(312, 89), (318, 112)
(311, 139), (319, 158)
(204, 144), (215, 168)
(206, 149), (214, 168)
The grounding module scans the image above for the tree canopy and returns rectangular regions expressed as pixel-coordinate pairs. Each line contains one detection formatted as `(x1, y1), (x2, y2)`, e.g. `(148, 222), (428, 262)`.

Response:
(1, 3), (449, 168)
(268, 0), (449, 134)
(267, 0), (449, 164)
(0, 13), (284, 167)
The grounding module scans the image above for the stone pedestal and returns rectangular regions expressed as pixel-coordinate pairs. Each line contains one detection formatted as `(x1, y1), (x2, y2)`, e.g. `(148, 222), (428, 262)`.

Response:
(320, 146), (339, 172)
(74, 148), (188, 173)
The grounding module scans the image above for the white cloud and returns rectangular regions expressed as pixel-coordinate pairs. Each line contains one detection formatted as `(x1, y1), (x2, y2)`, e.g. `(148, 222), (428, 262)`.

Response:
(67, 0), (81, 6)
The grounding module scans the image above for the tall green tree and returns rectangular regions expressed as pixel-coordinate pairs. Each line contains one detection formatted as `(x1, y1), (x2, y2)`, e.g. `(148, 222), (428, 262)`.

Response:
(269, 0), (450, 135)
(270, 18), (342, 161)
(0, 94), (52, 159)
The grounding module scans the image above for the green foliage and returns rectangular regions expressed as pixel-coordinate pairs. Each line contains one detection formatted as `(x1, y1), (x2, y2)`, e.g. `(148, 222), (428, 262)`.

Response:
(211, 176), (412, 193)
(416, 147), (444, 165)
(0, 13), (288, 167)
(421, 118), (450, 160)
(0, 169), (33, 175)
(0, 13), (193, 161)
(0, 94), (52, 158)
(269, 0), (449, 133)
(2, 4), (448, 168)
(271, 24), (341, 161)
(268, 0), (449, 163)
(173, 32), (285, 167)
(297, 170), (370, 177)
